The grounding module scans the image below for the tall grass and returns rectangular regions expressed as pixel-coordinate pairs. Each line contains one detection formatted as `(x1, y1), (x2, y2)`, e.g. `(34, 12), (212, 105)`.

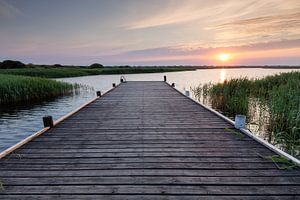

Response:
(192, 71), (300, 158)
(0, 66), (194, 78)
(0, 74), (75, 105)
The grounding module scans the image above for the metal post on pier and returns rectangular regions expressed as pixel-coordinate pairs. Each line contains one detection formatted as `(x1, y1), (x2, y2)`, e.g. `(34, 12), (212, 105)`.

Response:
(171, 83), (175, 87)
(164, 75), (167, 82)
(185, 90), (190, 97)
(112, 83), (116, 87)
(96, 91), (102, 97)
(120, 76), (126, 83)
(235, 115), (246, 129)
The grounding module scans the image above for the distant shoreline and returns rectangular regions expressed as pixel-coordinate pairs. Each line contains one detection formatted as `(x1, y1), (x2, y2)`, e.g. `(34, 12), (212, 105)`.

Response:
(1, 60), (300, 79)
(189, 66), (300, 69)
(102, 66), (300, 69)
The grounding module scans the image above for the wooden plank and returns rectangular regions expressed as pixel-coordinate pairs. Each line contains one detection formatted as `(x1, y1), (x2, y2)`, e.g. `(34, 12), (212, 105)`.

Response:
(0, 169), (299, 177)
(15, 147), (271, 154)
(1, 157), (274, 164)
(0, 162), (279, 170)
(32, 135), (253, 141)
(2, 176), (300, 185)
(2, 152), (271, 159)
(19, 143), (265, 149)
(0, 195), (297, 200)
(26, 140), (260, 145)
(1, 185), (300, 195)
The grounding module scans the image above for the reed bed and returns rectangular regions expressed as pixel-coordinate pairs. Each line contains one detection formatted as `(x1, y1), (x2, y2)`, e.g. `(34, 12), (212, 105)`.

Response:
(192, 71), (300, 158)
(0, 74), (75, 105)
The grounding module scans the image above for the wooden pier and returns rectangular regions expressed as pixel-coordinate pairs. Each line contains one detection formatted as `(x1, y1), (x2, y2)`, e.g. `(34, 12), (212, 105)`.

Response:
(0, 81), (299, 199)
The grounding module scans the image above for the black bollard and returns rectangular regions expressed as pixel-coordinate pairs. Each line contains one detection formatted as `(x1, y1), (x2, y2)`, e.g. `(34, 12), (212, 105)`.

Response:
(43, 116), (54, 128)
(120, 78), (124, 83)
(171, 83), (175, 87)
(112, 83), (116, 87)
(164, 75), (167, 82)
(96, 91), (101, 97)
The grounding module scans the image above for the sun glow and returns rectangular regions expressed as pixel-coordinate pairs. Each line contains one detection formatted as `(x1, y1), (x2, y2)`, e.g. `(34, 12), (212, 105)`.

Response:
(218, 53), (231, 62)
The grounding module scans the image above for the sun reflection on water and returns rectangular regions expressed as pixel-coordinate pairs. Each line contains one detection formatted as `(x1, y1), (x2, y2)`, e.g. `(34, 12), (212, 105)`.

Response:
(220, 68), (226, 83)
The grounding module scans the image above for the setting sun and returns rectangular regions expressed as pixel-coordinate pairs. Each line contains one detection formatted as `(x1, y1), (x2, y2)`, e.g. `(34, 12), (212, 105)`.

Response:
(218, 53), (231, 62)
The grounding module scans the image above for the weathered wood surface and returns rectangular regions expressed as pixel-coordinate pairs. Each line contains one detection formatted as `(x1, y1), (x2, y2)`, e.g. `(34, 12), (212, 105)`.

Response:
(0, 81), (299, 199)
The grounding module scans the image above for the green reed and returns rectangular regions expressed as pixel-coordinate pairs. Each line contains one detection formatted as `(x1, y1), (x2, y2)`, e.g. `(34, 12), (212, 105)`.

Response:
(0, 74), (75, 105)
(192, 71), (300, 158)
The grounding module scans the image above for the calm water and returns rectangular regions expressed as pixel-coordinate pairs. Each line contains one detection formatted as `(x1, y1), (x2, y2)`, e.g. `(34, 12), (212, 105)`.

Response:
(0, 68), (299, 152)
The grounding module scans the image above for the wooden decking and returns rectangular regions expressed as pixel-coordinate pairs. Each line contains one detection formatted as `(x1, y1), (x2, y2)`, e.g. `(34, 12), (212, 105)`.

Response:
(0, 81), (299, 199)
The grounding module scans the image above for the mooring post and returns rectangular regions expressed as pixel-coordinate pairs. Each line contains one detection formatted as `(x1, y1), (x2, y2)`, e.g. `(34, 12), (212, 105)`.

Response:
(164, 75), (167, 82)
(120, 75), (126, 83)
(112, 83), (116, 87)
(96, 91), (102, 97)
(185, 90), (190, 97)
(171, 83), (175, 87)
(43, 116), (54, 128)
(235, 115), (246, 129)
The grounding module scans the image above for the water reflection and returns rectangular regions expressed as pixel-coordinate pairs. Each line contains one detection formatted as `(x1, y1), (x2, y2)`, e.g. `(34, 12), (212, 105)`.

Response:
(0, 89), (94, 151)
(220, 68), (226, 83)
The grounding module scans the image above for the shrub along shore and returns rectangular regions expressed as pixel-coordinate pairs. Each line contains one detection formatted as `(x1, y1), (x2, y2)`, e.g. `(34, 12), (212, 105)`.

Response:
(0, 74), (75, 105)
(193, 71), (300, 158)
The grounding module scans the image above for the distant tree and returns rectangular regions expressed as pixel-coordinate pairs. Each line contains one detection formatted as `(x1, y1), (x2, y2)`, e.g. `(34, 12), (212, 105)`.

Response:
(53, 64), (63, 68)
(89, 63), (104, 68)
(27, 63), (36, 68)
(0, 60), (26, 69)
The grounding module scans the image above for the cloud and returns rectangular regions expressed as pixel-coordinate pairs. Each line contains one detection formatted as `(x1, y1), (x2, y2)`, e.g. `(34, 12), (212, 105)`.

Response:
(122, 0), (300, 49)
(210, 12), (300, 44)
(121, 39), (300, 57)
(124, 1), (202, 29)
(215, 13), (300, 27)
(99, 39), (300, 65)
(0, 0), (21, 18)
(4, 39), (300, 65)
(123, 0), (300, 30)
(123, 0), (248, 30)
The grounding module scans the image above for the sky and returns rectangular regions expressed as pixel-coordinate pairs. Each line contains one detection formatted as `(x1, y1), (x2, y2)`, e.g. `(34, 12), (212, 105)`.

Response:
(0, 0), (300, 66)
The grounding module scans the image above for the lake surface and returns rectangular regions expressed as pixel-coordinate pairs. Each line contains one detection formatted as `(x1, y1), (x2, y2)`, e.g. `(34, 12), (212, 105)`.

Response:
(0, 68), (299, 152)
